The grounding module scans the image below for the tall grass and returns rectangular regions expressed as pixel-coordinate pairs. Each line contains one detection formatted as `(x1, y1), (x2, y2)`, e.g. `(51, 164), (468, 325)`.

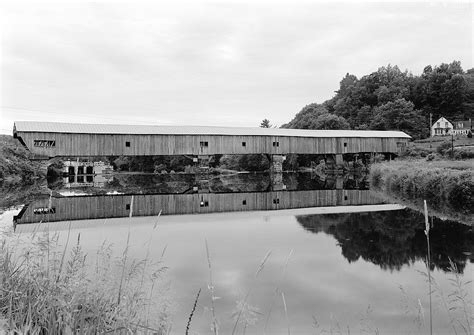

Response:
(370, 160), (473, 212)
(0, 225), (171, 334)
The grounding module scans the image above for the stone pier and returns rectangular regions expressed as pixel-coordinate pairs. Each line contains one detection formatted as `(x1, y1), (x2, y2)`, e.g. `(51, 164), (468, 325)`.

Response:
(270, 155), (286, 191)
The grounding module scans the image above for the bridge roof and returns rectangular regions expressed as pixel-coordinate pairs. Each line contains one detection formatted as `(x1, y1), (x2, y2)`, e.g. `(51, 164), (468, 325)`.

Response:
(14, 121), (411, 138)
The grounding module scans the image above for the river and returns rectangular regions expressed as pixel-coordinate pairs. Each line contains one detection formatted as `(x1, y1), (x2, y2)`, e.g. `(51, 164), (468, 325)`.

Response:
(1, 172), (472, 334)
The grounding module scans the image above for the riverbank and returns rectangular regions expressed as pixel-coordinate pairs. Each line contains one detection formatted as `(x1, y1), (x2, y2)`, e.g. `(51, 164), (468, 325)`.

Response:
(370, 159), (474, 216)
(0, 135), (45, 184)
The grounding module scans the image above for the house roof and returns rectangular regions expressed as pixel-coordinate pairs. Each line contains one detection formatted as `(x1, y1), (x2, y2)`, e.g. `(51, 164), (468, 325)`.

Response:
(14, 121), (412, 138)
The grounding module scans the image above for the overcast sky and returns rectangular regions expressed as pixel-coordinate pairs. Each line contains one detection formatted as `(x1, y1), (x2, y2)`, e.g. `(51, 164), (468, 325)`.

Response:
(0, 1), (472, 134)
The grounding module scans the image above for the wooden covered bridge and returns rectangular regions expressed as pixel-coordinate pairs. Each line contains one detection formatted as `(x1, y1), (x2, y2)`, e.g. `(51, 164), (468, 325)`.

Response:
(13, 121), (410, 161)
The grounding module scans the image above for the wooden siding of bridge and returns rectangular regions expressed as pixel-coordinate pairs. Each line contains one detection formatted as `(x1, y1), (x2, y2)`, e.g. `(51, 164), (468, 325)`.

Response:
(16, 132), (409, 157)
(15, 190), (383, 225)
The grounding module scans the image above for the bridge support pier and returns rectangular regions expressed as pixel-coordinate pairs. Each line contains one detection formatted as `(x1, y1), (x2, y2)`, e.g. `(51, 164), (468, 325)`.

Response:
(270, 155), (285, 173)
(270, 155), (286, 191)
(193, 155), (211, 192)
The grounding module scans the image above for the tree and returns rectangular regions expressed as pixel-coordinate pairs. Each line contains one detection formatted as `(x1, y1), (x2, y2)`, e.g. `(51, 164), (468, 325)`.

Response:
(312, 113), (350, 130)
(416, 61), (467, 120)
(282, 60), (469, 139)
(281, 103), (329, 129)
(260, 119), (272, 128)
(370, 98), (426, 139)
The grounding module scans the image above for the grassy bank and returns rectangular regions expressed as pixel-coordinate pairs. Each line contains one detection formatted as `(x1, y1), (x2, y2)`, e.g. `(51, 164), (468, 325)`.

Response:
(0, 228), (171, 334)
(370, 159), (474, 214)
(0, 135), (45, 184)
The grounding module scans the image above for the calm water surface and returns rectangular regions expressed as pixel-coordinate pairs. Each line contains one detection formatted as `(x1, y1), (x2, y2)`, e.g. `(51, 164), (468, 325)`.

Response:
(1, 173), (472, 334)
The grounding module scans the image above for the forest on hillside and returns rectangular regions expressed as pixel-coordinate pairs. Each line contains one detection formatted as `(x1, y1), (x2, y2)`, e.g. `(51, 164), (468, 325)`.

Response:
(282, 61), (474, 139)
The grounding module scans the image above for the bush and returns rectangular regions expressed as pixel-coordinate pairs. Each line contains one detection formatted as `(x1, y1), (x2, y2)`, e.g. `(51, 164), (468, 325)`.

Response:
(0, 135), (44, 183)
(437, 141), (452, 155)
(453, 148), (474, 160)
(400, 146), (431, 158)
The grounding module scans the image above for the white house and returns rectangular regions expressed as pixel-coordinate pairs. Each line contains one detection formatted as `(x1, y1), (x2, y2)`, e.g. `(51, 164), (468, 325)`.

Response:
(431, 117), (453, 136)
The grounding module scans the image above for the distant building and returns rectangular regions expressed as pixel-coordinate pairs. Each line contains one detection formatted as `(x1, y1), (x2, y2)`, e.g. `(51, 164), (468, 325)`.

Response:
(452, 119), (472, 136)
(431, 117), (453, 136)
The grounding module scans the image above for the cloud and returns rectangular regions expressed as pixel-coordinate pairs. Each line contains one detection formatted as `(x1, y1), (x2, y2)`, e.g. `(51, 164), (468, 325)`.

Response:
(0, 1), (471, 134)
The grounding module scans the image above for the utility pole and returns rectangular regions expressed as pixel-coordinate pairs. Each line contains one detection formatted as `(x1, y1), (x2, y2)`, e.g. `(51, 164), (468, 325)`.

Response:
(429, 113), (432, 148)
(451, 132), (454, 157)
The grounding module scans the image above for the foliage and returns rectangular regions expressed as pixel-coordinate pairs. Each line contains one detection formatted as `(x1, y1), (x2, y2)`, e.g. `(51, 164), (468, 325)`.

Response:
(437, 141), (453, 155)
(370, 99), (425, 139)
(370, 160), (474, 212)
(260, 119), (272, 128)
(281, 103), (350, 130)
(311, 113), (350, 130)
(0, 231), (171, 334)
(453, 147), (474, 159)
(284, 61), (474, 139)
(0, 135), (45, 184)
(399, 146), (432, 158)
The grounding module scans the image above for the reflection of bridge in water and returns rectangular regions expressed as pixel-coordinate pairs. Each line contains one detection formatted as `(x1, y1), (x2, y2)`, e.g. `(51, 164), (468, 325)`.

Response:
(15, 189), (389, 225)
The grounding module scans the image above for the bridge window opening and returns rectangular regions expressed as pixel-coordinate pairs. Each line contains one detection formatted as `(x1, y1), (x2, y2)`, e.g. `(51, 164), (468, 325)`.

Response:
(242, 200), (247, 205)
(273, 198), (280, 204)
(126, 204), (130, 210)
(33, 140), (55, 147)
(77, 166), (84, 175)
(77, 176), (84, 183)
(200, 141), (209, 147)
(344, 195), (348, 200)
(68, 166), (75, 175)
(86, 175), (93, 182)
(86, 166), (93, 174)
(68, 175), (74, 183)
(272, 141), (279, 147)
(125, 141), (130, 147)
(34, 207), (56, 214)
(242, 141), (246, 147)
(344, 142), (347, 147)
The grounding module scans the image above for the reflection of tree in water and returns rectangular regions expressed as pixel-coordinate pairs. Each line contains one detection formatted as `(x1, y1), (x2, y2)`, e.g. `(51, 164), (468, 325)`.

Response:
(297, 209), (473, 273)
(283, 173), (369, 191)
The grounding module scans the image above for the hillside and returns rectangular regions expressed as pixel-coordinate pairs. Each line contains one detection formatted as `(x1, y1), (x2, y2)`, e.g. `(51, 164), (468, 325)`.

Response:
(282, 61), (474, 140)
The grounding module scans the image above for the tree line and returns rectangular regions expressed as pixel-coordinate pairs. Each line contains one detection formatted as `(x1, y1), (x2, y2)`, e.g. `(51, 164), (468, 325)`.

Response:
(276, 61), (473, 139)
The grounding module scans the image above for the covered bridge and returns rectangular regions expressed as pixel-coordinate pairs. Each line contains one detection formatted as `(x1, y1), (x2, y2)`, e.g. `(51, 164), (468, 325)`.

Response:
(13, 121), (411, 158)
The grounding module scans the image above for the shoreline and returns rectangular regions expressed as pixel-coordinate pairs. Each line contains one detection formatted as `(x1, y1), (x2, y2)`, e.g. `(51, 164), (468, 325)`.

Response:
(369, 158), (474, 219)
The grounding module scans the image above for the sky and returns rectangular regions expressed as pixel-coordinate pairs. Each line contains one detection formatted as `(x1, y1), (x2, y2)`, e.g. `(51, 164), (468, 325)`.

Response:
(0, 1), (472, 135)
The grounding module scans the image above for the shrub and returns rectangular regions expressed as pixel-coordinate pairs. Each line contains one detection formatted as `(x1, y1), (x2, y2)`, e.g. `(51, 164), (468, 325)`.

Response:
(400, 146), (431, 158)
(437, 141), (452, 155)
(453, 148), (474, 160)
